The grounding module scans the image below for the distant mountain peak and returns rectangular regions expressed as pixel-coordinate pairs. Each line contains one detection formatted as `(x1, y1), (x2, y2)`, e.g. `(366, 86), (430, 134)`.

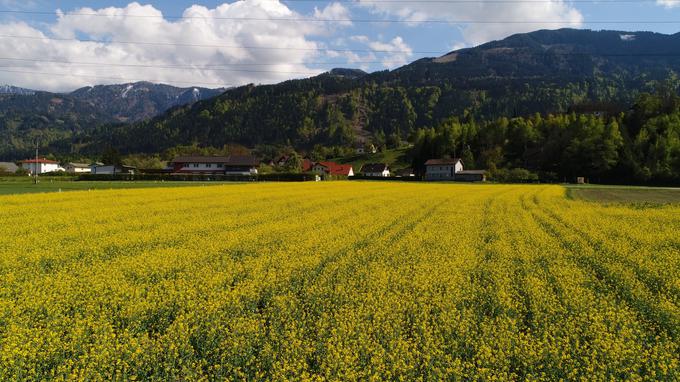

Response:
(0, 85), (36, 96)
(328, 68), (368, 79)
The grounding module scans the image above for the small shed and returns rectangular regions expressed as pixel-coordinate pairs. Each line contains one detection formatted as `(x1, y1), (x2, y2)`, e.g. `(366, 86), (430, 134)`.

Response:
(455, 170), (487, 182)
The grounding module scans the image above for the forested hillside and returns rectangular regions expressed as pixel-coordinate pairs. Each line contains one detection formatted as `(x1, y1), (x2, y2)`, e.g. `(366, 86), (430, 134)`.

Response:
(2, 28), (680, 183)
(0, 82), (224, 160)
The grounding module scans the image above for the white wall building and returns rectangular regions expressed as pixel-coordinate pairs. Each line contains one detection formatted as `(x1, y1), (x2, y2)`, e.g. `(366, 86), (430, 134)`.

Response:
(90, 165), (136, 175)
(65, 163), (92, 173)
(169, 156), (260, 175)
(20, 158), (64, 175)
(425, 159), (464, 181)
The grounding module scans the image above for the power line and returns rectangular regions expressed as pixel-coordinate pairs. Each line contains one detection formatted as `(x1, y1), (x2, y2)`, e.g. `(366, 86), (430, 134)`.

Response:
(0, 10), (677, 24)
(0, 34), (428, 54)
(0, 57), (323, 75)
(0, 57), (411, 68)
(0, 0), (672, 9)
(0, 68), (235, 87)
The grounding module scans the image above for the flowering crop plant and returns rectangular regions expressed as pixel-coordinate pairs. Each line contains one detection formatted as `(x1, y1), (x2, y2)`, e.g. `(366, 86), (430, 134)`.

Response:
(0, 182), (678, 381)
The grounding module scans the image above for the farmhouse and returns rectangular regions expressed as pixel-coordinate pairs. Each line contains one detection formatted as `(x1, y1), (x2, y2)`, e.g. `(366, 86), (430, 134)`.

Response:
(90, 164), (136, 175)
(360, 163), (390, 177)
(313, 161), (354, 177)
(425, 158), (463, 181)
(0, 162), (18, 174)
(170, 156), (260, 175)
(65, 163), (92, 174)
(20, 158), (64, 175)
(425, 158), (487, 182)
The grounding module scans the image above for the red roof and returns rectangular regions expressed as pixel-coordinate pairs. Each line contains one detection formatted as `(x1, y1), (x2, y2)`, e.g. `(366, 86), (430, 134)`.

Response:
(316, 161), (353, 176)
(302, 159), (314, 172)
(20, 158), (58, 164)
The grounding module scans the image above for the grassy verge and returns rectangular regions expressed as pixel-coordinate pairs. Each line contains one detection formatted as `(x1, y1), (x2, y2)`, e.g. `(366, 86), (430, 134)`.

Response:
(331, 148), (411, 171)
(566, 184), (680, 204)
(0, 177), (236, 196)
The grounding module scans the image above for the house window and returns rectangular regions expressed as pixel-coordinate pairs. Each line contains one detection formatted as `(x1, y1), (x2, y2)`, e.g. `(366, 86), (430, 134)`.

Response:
(206, 164), (212, 168)
(217, 164), (224, 168)
(192, 163), (199, 168)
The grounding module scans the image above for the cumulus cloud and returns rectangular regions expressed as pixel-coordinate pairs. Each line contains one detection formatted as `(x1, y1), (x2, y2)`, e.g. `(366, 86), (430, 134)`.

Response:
(656, 0), (680, 8)
(324, 35), (412, 71)
(355, 0), (583, 47)
(0, 1), (352, 91)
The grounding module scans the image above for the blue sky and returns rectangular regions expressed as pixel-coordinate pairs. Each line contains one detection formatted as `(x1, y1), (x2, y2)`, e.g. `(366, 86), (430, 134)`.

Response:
(0, 0), (679, 91)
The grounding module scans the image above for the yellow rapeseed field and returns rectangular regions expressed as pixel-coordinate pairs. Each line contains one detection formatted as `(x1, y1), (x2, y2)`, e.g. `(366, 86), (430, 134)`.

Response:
(0, 182), (678, 381)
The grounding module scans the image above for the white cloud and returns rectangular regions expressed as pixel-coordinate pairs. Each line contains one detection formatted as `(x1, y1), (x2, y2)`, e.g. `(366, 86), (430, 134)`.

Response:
(0, 1), (352, 91)
(346, 35), (413, 70)
(314, 2), (352, 27)
(656, 0), (680, 8)
(355, 0), (583, 47)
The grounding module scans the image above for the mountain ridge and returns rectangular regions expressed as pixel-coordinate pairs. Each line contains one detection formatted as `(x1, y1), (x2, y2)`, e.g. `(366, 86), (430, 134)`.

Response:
(3, 28), (680, 161)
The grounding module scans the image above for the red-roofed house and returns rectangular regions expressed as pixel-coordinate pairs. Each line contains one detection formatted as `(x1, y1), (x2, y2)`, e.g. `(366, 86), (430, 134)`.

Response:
(302, 158), (314, 172)
(312, 161), (354, 177)
(20, 158), (64, 175)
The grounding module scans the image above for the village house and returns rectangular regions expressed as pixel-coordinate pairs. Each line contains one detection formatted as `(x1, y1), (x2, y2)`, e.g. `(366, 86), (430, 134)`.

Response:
(65, 163), (92, 174)
(20, 158), (64, 175)
(360, 163), (391, 177)
(0, 162), (19, 174)
(424, 158), (464, 181)
(170, 156), (260, 175)
(425, 158), (487, 182)
(313, 161), (354, 177)
(90, 164), (136, 175)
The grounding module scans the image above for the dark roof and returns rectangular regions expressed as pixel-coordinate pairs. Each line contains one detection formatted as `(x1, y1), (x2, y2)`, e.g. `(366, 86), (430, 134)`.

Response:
(0, 162), (18, 172)
(395, 167), (413, 175)
(171, 156), (231, 163)
(360, 163), (389, 173)
(68, 162), (90, 167)
(171, 155), (259, 166)
(425, 158), (462, 166)
(457, 170), (486, 175)
(227, 155), (260, 167)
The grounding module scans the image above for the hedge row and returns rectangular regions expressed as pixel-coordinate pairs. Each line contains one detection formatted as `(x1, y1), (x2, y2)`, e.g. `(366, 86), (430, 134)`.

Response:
(77, 173), (317, 182)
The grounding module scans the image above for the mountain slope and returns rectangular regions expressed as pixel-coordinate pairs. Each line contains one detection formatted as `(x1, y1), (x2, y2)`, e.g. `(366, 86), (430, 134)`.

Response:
(69, 82), (225, 122)
(0, 85), (36, 96)
(4, 28), (680, 161)
(104, 29), (680, 155)
(0, 82), (225, 159)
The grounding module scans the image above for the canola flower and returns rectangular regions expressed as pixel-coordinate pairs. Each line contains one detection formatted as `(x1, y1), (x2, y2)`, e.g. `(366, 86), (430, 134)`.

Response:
(0, 182), (678, 381)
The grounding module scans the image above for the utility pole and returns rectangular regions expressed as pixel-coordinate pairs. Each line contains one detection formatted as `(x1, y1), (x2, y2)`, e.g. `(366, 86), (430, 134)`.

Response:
(34, 140), (39, 185)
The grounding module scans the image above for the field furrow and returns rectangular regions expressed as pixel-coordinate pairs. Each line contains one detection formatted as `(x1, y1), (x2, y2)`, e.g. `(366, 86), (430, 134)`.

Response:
(0, 182), (678, 380)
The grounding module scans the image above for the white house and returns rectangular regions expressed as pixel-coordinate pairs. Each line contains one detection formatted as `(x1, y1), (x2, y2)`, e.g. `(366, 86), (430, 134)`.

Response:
(424, 158), (464, 181)
(360, 163), (390, 177)
(90, 164), (136, 175)
(65, 162), (92, 173)
(20, 158), (64, 175)
(169, 156), (260, 175)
